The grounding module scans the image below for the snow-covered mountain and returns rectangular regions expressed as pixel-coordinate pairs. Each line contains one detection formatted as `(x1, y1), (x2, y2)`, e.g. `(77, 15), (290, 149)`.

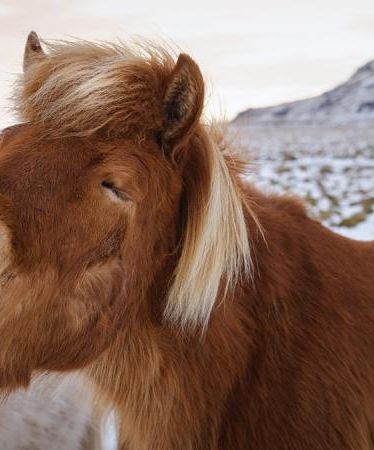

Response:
(233, 60), (374, 126)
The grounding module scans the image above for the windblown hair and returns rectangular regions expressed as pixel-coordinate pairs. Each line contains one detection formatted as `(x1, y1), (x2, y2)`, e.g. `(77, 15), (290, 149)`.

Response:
(16, 37), (254, 329)
(165, 131), (253, 329)
(17, 39), (175, 138)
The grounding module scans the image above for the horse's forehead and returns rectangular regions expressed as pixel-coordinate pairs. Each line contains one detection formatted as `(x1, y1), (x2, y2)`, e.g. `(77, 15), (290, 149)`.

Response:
(0, 125), (164, 182)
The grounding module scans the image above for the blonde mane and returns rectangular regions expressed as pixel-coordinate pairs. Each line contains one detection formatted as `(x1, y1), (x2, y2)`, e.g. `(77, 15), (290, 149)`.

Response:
(16, 39), (175, 138)
(165, 130), (253, 330)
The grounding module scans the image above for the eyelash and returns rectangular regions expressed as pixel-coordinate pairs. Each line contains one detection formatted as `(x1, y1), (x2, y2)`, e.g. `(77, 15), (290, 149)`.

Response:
(101, 180), (129, 201)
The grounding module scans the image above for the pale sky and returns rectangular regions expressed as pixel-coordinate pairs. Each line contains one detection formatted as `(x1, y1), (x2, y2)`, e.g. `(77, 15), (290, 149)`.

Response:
(1, 0), (374, 124)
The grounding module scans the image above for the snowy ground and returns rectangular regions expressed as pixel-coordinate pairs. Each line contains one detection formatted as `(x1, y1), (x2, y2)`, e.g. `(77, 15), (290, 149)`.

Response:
(233, 124), (374, 241)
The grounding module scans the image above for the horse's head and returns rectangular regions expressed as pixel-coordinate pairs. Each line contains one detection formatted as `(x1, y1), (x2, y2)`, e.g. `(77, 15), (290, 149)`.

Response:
(0, 32), (251, 388)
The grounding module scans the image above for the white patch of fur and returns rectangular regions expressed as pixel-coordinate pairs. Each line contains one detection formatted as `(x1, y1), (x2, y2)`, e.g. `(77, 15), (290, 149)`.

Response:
(165, 139), (252, 330)
(0, 375), (100, 450)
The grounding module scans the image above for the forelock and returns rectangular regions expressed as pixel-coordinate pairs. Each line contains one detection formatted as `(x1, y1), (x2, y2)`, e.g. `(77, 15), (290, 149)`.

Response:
(15, 39), (176, 138)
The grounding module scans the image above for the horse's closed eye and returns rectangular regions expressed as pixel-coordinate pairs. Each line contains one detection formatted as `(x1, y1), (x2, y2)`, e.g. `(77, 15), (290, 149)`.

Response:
(101, 180), (130, 202)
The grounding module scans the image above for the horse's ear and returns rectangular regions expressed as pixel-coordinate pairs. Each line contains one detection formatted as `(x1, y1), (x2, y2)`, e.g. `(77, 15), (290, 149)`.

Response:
(162, 54), (204, 147)
(23, 31), (46, 72)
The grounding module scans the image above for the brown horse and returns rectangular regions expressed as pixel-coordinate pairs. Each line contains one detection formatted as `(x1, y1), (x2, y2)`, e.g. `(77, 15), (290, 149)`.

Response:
(0, 31), (373, 450)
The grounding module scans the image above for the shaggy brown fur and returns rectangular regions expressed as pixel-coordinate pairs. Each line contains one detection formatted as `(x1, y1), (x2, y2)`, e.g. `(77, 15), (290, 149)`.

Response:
(0, 31), (373, 449)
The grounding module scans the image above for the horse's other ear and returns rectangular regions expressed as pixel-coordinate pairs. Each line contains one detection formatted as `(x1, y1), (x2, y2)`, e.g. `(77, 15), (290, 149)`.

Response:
(23, 31), (46, 72)
(162, 53), (204, 148)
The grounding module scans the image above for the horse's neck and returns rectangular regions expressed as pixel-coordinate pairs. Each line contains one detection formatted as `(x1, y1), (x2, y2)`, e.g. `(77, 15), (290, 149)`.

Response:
(89, 283), (256, 449)
(87, 190), (317, 448)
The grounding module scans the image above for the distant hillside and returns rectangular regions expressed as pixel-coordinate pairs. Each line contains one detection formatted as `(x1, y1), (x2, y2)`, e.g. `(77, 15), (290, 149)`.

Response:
(233, 60), (374, 126)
